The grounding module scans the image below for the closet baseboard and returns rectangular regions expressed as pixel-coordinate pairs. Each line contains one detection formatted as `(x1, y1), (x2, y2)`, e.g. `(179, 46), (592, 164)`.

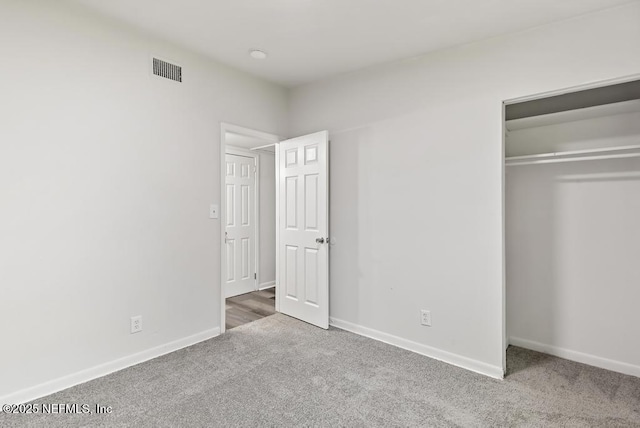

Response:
(331, 317), (504, 379)
(509, 337), (640, 378)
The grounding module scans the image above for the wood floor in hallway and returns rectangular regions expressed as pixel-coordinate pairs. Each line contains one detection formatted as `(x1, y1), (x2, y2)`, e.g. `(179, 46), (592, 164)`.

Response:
(225, 288), (276, 330)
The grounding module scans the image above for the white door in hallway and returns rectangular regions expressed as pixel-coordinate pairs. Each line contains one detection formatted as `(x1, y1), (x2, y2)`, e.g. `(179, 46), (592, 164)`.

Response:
(225, 153), (256, 298)
(278, 131), (329, 329)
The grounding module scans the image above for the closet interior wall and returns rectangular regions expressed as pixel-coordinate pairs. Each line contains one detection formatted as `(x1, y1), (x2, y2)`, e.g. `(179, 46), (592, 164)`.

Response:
(505, 97), (640, 377)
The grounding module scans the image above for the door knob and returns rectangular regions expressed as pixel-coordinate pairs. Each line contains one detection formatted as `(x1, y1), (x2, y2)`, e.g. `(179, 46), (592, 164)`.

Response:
(316, 237), (325, 244)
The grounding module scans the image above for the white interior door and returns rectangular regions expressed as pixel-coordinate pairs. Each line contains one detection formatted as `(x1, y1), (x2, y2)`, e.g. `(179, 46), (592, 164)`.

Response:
(278, 131), (329, 329)
(225, 153), (256, 298)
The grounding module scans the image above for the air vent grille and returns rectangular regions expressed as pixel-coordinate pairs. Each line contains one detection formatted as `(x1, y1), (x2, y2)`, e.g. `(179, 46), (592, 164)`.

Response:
(152, 57), (182, 82)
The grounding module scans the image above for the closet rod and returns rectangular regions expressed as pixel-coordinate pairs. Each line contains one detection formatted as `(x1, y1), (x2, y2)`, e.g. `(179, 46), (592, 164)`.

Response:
(506, 144), (640, 161)
(506, 152), (640, 166)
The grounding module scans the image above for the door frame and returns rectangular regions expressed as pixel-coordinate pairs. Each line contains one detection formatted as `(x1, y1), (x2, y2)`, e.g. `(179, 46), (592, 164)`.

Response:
(220, 123), (280, 334)
(500, 72), (640, 375)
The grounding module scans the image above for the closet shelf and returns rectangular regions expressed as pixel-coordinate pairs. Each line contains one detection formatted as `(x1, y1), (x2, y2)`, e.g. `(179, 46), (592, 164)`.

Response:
(505, 99), (640, 131)
(505, 144), (640, 166)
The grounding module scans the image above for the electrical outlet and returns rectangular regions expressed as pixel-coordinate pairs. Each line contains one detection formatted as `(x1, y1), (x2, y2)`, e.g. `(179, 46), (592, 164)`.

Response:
(130, 315), (142, 334)
(420, 310), (431, 327)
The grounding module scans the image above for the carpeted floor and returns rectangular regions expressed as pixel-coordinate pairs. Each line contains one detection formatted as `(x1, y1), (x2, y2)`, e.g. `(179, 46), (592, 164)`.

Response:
(2, 314), (639, 427)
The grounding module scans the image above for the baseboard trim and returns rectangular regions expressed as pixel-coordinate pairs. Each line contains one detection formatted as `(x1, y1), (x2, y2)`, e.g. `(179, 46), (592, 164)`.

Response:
(0, 327), (221, 405)
(509, 336), (640, 378)
(258, 281), (275, 290)
(330, 317), (504, 380)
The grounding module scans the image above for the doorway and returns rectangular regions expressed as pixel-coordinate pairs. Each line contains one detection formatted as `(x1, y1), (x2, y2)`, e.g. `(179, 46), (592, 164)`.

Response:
(220, 125), (331, 333)
(220, 123), (279, 332)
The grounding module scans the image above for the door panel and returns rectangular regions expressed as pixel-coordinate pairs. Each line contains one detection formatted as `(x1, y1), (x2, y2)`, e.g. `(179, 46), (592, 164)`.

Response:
(286, 177), (298, 228)
(225, 153), (256, 298)
(278, 131), (329, 329)
(304, 248), (319, 305)
(305, 174), (319, 230)
(285, 245), (298, 299)
(226, 240), (235, 282)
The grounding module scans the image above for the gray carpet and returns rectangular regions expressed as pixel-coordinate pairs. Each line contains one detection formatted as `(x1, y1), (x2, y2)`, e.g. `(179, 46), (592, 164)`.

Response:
(2, 313), (639, 427)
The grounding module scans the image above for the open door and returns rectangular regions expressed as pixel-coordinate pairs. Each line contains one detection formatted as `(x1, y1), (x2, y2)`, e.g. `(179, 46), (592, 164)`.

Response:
(277, 131), (329, 329)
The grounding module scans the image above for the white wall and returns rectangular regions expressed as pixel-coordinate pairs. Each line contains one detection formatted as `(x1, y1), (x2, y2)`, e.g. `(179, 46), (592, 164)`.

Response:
(506, 112), (640, 376)
(258, 152), (276, 287)
(0, 0), (287, 401)
(289, 3), (640, 376)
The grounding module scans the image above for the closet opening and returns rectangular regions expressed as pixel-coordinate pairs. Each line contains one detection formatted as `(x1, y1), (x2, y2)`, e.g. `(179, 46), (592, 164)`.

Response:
(504, 77), (640, 378)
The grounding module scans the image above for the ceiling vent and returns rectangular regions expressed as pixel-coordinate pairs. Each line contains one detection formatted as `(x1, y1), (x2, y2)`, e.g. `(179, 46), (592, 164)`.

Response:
(152, 57), (182, 83)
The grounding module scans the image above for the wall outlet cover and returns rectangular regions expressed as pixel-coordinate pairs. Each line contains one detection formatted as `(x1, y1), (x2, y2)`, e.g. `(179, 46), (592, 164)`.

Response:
(420, 310), (431, 327)
(130, 315), (142, 334)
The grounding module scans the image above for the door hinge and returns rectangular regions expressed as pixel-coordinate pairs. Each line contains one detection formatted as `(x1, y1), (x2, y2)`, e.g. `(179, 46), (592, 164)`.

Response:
(254, 273), (257, 280)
